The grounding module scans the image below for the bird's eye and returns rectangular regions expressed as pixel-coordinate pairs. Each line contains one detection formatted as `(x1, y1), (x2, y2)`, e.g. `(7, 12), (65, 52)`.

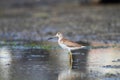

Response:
(57, 32), (61, 35)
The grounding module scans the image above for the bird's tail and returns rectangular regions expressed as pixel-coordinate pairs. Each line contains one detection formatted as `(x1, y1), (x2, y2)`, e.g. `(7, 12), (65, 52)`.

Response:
(80, 46), (86, 49)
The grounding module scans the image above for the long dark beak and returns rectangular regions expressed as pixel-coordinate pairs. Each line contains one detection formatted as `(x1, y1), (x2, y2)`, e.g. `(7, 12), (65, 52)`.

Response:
(48, 36), (56, 40)
(48, 37), (53, 40)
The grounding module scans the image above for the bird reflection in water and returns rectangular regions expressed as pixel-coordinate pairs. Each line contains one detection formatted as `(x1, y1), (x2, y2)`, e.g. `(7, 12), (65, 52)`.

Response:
(58, 68), (87, 80)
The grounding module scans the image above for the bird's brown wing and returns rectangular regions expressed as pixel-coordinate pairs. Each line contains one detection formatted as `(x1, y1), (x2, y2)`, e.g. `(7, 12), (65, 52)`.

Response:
(60, 38), (82, 47)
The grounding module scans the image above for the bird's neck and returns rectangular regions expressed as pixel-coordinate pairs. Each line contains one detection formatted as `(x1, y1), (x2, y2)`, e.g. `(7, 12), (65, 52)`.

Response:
(58, 36), (63, 41)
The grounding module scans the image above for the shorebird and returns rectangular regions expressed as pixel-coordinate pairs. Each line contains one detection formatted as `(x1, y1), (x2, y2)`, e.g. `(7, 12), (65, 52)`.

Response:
(48, 32), (85, 65)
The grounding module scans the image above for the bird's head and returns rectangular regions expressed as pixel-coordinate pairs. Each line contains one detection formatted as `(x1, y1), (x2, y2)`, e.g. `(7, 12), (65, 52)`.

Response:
(55, 32), (63, 38)
(48, 32), (63, 40)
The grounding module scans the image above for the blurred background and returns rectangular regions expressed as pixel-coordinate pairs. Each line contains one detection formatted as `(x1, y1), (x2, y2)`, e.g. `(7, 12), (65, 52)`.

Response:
(0, 0), (120, 42)
(0, 0), (120, 80)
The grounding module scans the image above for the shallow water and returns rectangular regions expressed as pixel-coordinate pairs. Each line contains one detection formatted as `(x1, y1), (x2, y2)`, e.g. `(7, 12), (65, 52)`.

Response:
(0, 40), (120, 80)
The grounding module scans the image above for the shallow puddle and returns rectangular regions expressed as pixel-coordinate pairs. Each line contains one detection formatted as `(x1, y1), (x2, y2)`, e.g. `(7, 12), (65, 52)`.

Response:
(0, 40), (120, 80)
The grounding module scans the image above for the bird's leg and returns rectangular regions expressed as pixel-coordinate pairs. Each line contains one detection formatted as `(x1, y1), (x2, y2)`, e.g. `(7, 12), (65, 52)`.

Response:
(69, 51), (73, 68)
(70, 51), (73, 63)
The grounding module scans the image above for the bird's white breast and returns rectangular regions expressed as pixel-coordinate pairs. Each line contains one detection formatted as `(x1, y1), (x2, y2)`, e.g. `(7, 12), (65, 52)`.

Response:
(58, 40), (68, 50)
